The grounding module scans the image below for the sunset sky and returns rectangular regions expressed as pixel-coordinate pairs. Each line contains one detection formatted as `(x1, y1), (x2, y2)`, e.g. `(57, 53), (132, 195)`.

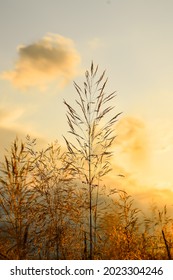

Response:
(1, 0), (173, 212)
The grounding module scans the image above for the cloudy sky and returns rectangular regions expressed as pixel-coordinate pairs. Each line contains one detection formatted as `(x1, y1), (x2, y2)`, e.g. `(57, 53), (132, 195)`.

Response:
(1, 0), (173, 211)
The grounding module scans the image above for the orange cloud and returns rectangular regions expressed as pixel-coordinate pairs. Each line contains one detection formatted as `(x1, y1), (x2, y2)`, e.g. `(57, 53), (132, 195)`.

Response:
(1, 34), (81, 90)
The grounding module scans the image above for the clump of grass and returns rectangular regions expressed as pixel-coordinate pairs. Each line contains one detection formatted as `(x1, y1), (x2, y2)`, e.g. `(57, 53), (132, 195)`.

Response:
(0, 138), (37, 259)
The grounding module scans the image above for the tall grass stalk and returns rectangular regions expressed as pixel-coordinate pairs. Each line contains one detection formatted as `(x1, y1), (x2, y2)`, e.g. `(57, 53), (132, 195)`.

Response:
(64, 62), (121, 259)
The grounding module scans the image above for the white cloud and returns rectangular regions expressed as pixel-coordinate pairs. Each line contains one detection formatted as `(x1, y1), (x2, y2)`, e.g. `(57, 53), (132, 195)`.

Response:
(88, 37), (103, 50)
(1, 34), (81, 90)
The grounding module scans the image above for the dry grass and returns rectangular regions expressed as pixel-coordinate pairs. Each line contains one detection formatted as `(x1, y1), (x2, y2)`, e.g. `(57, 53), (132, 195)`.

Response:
(0, 64), (173, 260)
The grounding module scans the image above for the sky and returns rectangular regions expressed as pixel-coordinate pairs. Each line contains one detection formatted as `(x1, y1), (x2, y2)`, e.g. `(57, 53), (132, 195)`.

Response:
(1, 0), (173, 213)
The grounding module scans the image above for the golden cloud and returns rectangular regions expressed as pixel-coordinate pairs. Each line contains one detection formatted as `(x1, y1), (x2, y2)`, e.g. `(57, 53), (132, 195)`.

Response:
(1, 34), (81, 90)
(104, 160), (173, 217)
(0, 107), (24, 129)
(0, 107), (46, 156)
(115, 116), (149, 167)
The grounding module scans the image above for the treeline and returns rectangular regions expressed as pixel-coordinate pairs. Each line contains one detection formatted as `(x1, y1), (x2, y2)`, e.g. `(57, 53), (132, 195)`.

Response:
(0, 137), (172, 260)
